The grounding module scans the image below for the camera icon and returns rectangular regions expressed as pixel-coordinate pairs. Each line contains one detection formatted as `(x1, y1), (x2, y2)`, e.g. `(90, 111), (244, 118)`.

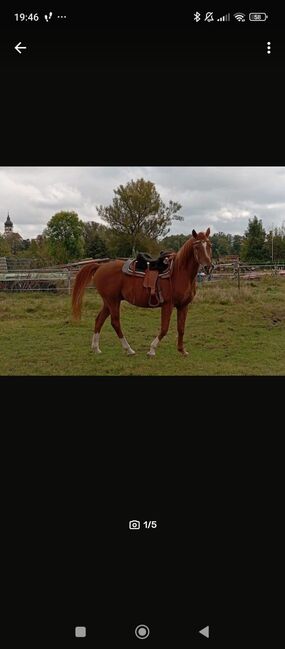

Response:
(129, 519), (141, 530)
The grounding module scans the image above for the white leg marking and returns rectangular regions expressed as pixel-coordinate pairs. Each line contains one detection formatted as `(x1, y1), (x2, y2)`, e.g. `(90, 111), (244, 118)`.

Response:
(147, 336), (160, 357)
(91, 333), (102, 354)
(121, 336), (136, 355)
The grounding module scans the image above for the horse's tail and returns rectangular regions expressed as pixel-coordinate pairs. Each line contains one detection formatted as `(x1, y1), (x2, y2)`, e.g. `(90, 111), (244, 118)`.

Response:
(72, 261), (100, 320)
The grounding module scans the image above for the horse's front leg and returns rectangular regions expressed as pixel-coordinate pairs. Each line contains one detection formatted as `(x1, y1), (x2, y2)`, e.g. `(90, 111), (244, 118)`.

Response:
(177, 305), (189, 356)
(147, 303), (173, 357)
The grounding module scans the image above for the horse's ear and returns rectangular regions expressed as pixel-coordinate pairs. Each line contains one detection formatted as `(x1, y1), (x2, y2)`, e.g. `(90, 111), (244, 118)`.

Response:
(192, 229), (198, 238)
(206, 227), (211, 237)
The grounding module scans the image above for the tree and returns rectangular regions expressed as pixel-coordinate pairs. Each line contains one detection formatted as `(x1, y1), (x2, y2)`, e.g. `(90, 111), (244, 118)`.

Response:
(97, 178), (183, 252)
(44, 211), (84, 263)
(17, 236), (52, 267)
(240, 216), (268, 262)
(83, 222), (109, 258)
(159, 234), (189, 251)
(265, 223), (285, 262)
(231, 235), (243, 256)
(0, 234), (10, 256)
(110, 230), (161, 258)
(211, 232), (232, 259)
(2, 233), (26, 255)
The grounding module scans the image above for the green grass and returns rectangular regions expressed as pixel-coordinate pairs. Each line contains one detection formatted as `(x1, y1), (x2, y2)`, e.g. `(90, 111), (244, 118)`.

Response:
(0, 277), (285, 375)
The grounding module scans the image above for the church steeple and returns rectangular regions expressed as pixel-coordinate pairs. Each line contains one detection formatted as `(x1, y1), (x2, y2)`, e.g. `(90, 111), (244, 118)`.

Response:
(4, 212), (13, 234)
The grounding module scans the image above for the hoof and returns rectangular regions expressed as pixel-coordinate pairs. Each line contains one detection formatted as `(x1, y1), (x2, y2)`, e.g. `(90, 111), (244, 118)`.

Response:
(126, 348), (136, 355)
(147, 350), (156, 357)
(179, 349), (189, 357)
(91, 342), (102, 353)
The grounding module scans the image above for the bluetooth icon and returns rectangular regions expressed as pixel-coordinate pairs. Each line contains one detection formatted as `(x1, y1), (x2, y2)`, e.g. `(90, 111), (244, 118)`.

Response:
(194, 12), (201, 22)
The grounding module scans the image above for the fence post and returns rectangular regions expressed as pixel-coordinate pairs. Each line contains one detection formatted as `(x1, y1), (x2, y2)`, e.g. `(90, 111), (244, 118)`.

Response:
(237, 261), (240, 290)
(67, 269), (71, 295)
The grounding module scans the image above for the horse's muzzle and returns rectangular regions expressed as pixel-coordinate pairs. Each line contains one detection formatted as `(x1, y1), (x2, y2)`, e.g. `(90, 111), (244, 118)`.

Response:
(204, 264), (214, 275)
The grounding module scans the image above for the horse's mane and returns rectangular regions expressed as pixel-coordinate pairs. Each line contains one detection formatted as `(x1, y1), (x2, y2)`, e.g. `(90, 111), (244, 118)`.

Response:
(176, 236), (195, 268)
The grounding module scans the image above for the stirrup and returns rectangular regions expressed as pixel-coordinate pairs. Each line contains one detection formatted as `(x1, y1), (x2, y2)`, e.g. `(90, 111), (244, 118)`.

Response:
(149, 293), (160, 307)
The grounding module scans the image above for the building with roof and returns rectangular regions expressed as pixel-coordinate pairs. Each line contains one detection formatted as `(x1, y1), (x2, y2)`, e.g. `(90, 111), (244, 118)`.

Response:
(4, 212), (14, 235)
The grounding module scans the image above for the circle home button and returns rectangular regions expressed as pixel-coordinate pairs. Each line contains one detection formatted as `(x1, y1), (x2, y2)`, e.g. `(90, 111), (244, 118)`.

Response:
(135, 624), (150, 639)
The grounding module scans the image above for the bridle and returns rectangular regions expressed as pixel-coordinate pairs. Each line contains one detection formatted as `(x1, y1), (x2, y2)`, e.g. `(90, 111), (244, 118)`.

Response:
(193, 239), (214, 275)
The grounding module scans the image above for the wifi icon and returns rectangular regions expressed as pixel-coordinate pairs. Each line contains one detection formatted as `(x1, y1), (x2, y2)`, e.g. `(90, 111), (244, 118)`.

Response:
(234, 12), (246, 21)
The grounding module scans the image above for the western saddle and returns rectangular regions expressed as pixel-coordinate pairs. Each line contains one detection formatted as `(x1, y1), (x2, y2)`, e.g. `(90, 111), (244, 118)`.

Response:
(122, 250), (175, 306)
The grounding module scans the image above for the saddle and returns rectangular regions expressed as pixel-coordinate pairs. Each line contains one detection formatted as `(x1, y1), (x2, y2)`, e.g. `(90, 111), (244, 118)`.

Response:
(122, 250), (175, 307)
(135, 250), (173, 272)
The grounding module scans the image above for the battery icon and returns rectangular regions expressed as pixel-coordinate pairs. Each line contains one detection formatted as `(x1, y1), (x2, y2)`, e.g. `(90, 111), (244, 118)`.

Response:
(249, 13), (268, 21)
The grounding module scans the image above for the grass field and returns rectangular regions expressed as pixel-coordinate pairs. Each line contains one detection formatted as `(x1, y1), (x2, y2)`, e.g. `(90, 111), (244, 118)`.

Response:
(0, 277), (284, 375)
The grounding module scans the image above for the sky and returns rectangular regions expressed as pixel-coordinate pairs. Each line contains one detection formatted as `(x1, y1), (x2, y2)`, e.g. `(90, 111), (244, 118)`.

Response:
(0, 166), (284, 239)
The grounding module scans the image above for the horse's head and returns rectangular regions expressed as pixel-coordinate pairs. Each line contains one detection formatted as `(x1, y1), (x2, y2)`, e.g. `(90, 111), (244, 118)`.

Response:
(192, 228), (213, 274)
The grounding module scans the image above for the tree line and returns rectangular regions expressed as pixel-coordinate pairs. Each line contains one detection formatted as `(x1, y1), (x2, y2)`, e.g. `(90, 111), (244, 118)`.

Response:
(160, 218), (285, 263)
(1, 178), (285, 265)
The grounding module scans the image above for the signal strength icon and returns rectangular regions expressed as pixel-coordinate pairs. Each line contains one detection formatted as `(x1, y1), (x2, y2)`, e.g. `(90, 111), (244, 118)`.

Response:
(217, 13), (230, 21)
(234, 12), (245, 21)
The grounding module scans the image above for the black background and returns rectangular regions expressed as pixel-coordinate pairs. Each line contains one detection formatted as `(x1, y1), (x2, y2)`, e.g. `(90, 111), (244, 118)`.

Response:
(1, 4), (284, 645)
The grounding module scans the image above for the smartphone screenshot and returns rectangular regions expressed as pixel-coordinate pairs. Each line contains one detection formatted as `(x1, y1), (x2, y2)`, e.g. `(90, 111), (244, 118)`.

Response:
(1, 5), (284, 645)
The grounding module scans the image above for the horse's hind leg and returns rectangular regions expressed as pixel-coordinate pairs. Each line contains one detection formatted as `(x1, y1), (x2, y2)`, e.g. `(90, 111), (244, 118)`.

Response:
(109, 300), (135, 355)
(91, 303), (110, 353)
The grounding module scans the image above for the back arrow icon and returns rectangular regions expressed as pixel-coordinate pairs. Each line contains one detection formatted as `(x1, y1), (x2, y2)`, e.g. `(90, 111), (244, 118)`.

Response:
(199, 625), (209, 638)
(15, 42), (27, 54)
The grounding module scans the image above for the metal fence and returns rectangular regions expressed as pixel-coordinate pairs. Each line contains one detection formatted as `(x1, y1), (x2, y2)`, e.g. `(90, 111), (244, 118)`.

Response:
(198, 261), (285, 288)
(1, 257), (285, 293)
(0, 257), (115, 292)
(0, 258), (92, 292)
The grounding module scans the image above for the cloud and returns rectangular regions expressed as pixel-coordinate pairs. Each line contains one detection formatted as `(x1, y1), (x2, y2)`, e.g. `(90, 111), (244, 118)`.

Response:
(0, 166), (284, 238)
(209, 207), (251, 223)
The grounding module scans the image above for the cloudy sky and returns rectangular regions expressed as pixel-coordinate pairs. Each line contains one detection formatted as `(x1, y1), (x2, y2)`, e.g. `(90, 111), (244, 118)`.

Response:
(0, 167), (284, 239)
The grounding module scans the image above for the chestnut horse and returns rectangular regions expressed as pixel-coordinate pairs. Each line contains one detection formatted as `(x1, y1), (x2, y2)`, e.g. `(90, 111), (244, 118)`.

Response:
(72, 228), (213, 356)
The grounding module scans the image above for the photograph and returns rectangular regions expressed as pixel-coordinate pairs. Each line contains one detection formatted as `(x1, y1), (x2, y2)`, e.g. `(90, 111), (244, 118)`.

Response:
(1, 166), (284, 376)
